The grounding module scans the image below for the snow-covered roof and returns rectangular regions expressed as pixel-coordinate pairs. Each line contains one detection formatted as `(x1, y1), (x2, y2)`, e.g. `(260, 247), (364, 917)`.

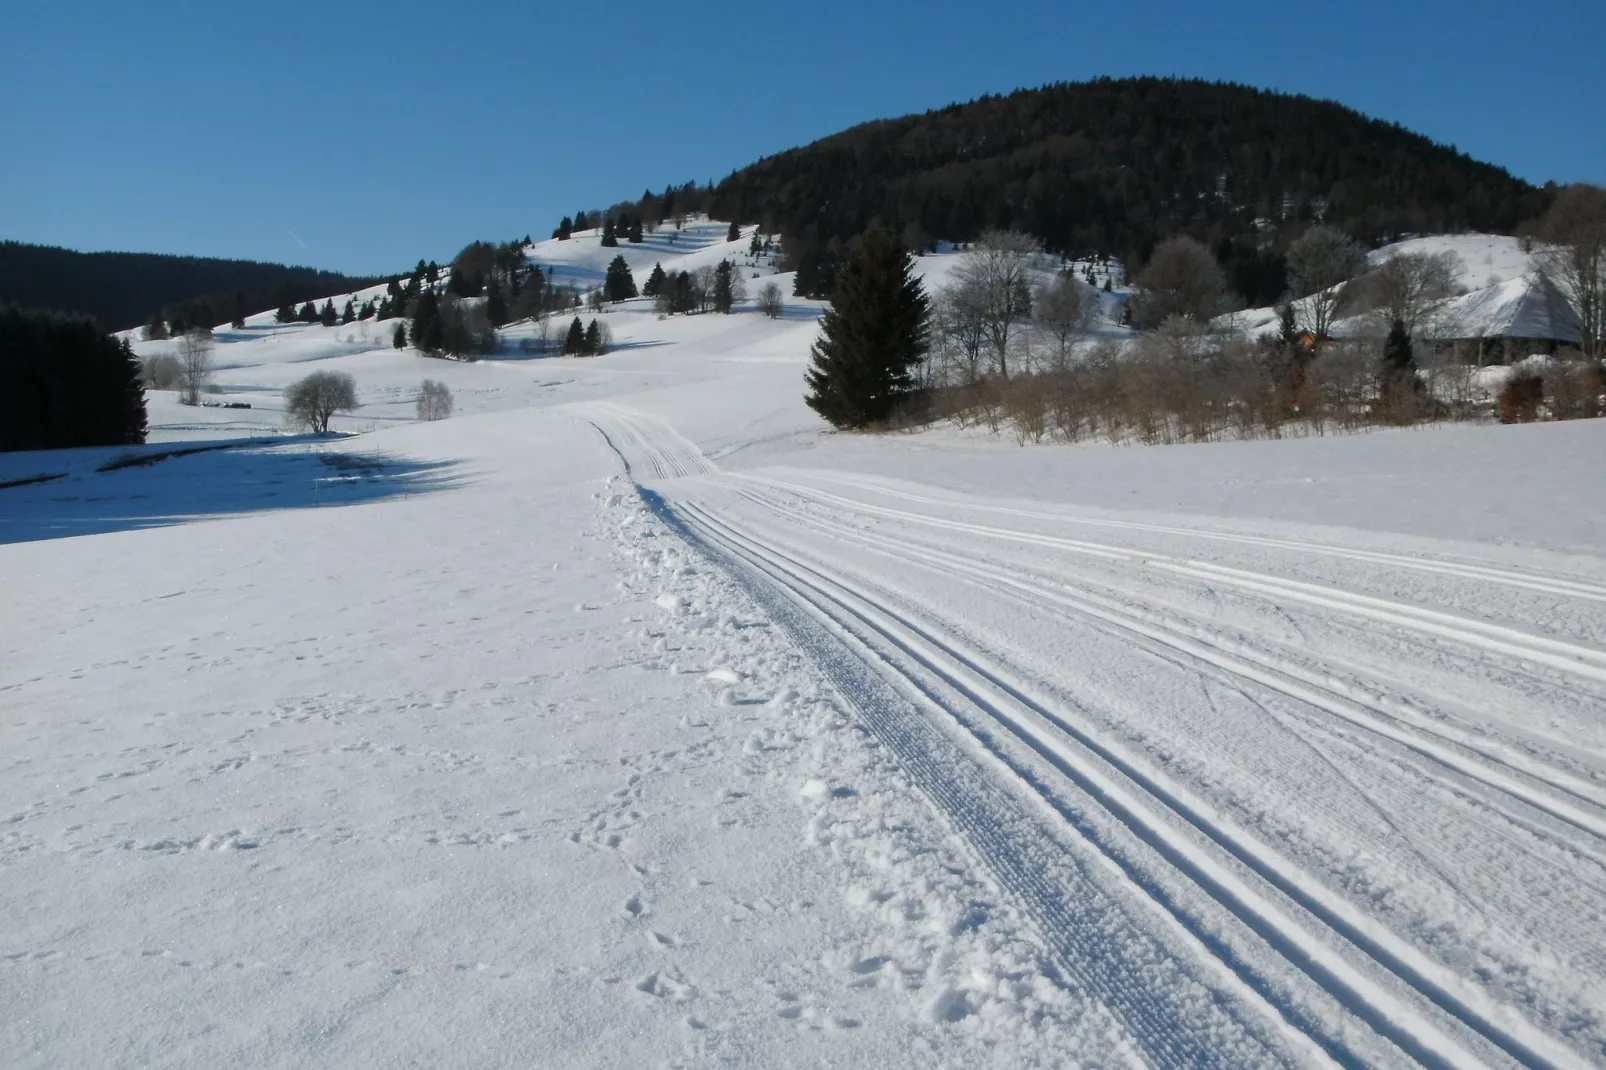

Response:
(1427, 272), (1580, 343)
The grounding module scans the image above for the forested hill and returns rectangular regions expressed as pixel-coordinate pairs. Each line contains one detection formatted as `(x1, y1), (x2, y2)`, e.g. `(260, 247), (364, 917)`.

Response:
(708, 77), (1552, 305)
(0, 242), (378, 331)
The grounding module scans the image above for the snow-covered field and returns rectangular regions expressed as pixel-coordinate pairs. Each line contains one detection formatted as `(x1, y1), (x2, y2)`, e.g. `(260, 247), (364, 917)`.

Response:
(6, 230), (1606, 1068)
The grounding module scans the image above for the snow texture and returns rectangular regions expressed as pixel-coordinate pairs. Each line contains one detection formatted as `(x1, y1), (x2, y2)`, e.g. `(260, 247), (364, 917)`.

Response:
(7, 223), (1606, 1069)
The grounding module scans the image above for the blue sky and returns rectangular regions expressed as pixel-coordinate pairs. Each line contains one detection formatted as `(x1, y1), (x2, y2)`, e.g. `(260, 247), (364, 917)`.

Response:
(3, 0), (1601, 276)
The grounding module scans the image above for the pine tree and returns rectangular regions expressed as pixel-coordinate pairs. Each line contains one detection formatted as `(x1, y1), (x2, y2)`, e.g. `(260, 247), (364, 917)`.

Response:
(298, 301), (318, 322)
(556, 216), (573, 241)
(341, 299), (356, 325)
(749, 231), (763, 257)
(393, 322), (407, 349)
(410, 290), (444, 353)
(713, 260), (735, 313)
(562, 316), (586, 355)
(1383, 316), (1414, 374)
(275, 304), (294, 325)
(585, 318), (602, 355)
(1278, 301), (1299, 347)
(642, 263), (667, 298)
(120, 338), (148, 444)
(600, 218), (618, 247)
(603, 255), (639, 302)
(804, 231), (930, 429)
(628, 216), (644, 243)
(727, 220), (741, 243)
(1381, 316), (1418, 421)
(319, 300), (337, 327)
(231, 293), (248, 329)
(485, 278), (509, 327)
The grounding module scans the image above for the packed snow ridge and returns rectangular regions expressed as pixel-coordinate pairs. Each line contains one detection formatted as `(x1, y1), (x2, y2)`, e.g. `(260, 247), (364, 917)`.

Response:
(6, 220), (1606, 1068)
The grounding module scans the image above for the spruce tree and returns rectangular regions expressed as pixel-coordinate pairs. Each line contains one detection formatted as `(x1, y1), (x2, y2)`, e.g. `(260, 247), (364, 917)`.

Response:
(585, 318), (602, 355)
(601, 218), (618, 247)
(1383, 316), (1415, 374)
(604, 255), (639, 302)
(393, 322), (407, 349)
(727, 220), (741, 243)
(562, 316), (585, 355)
(713, 260), (734, 313)
(485, 278), (509, 327)
(410, 290), (444, 353)
(319, 300), (337, 327)
(749, 231), (763, 257)
(1278, 301), (1299, 347)
(642, 263), (666, 298)
(298, 301), (318, 322)
(628, 217), (644, 243)
(341, 299), (356, 325)
(274, 304), (294, 325)
(120, 338), (148, 445)
(804, 231), (930, 429)
(556, 216), (573, 241)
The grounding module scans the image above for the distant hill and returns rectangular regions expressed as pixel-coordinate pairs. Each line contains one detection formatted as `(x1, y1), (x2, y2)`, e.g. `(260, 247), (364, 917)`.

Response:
(0, 241), (380, 331)
(708, 77), (1552, 305)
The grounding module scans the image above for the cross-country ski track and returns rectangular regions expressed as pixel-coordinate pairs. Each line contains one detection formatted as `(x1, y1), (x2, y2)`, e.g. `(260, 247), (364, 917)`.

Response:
(579, 400), (1606, 1070)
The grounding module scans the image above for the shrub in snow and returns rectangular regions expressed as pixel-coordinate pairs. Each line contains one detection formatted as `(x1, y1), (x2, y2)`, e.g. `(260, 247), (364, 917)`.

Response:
(285, 370), (358, 433)
(417, 379), (453, 421)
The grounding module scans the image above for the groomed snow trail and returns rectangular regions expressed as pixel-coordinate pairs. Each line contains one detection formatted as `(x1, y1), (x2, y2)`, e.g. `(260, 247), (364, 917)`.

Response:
(577, 401), (1606, 1070)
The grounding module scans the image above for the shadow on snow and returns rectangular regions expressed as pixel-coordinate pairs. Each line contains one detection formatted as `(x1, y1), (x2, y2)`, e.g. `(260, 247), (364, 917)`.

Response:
(0, 439), (462, 545)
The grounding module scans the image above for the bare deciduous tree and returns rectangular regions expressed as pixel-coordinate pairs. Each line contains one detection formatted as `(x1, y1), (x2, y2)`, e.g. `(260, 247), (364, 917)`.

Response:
(176, 330), (214, 406)
(1286, 226), (1365, 340)
(1033, 273), (1098, 371)
(950, 230), (1042, 380)
(933, 280), (988, 385)
(416, 379), (453, 421)
(758, 281), (785, 319)
(286, 370), (358, 433)
(1128, 236), (1229, 329)
(1535, 183), (1606, 359)
(1369, 251), (1462, 335)
(142, 353), (181, 390)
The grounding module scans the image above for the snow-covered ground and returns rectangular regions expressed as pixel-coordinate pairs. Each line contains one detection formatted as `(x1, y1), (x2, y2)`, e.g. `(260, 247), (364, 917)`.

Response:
(6, 230), (1606, 1068)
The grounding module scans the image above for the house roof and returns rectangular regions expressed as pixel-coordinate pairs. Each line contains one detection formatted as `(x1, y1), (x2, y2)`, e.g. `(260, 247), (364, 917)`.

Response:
(1426, 272), (1581, 343)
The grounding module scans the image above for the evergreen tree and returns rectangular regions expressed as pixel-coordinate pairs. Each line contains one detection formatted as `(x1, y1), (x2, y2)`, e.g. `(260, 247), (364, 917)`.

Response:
(393, 322), (407, 348)
(485, 278), (509, 327)
(297, 301), (318, 322)
(358, 300), (374, 320)
(274, 304), (294, 325)
(804, 231), (930, 429)
(231, 292), (248, 329)
(727, 220), (741, 243)
(1, 305), (148, 451)
(556, 216), (573, 241)
(628, 217), (644, 243)
(604, 255), (639, 302)
(1383, 316), (1415, 374)
(749, 231), (764, 257)
(341, 299), (355, 325)
(600, 218), (618, 247)
(562, 316), (586, 355)
(585, 318), (602, 355)
(713, 260), (735, 313)
(642, 263), (667, 298)
(410, 290), (444, 353)
(319, 300), (337, 327)
(1278, 301), (1299, 347)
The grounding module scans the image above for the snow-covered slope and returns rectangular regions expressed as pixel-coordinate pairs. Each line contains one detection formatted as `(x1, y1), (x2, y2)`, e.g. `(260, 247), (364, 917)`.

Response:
(7, 225), (1606, 1069)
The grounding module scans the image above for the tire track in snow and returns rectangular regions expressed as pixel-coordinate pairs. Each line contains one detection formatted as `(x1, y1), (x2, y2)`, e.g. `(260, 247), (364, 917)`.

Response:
(791, 472), (1606, 606)
(584, 402), (1595, 1069)
(749, 476), (1606, 689)
(676, 498), (1584, 1070)
(735, 485), (1606, 848)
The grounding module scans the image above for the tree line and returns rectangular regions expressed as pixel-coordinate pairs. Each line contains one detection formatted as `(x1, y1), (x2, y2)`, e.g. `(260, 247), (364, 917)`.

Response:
(1, 305), (146, 452)
(705, 77), (1552, 309)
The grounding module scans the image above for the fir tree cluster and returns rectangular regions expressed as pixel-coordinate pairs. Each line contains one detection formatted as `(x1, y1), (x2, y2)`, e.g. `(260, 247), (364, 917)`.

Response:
(560, 317), (607, 356)
(1, 304), (146, 452)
